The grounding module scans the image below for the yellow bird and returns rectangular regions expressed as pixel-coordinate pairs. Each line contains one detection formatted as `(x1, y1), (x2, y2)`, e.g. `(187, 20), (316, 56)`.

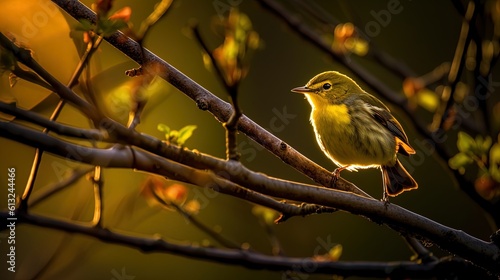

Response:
(292, 71), (418, 200)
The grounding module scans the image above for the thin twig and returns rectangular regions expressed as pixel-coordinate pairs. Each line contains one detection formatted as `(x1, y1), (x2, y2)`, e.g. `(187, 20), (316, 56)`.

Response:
(191, 23), (242, 160)
(276, 203), (337, 223)
(225, 91), (242, 161)
(150, 188), (242, 249)
(125, 0), (174, 129)
(258, 219), (286, 256)
(0, 102), (105, 141)
(20, 99), (66, 212)
(470, 2), (496, 137)
(91, 166), (103, 227)
(11, 65), (54, 91)
(29, 167), (95, 208)
(433, 1), (476, 131)
(403, 235), (438, 264)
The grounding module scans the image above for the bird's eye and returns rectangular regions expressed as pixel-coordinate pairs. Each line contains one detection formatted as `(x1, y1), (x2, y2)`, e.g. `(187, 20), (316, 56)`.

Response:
(322, 83), (332, 90)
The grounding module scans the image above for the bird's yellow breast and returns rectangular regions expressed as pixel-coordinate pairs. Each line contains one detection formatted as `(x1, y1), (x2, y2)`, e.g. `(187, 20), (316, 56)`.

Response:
(310, 101), (351, 128)
(322, 104), (351, 126)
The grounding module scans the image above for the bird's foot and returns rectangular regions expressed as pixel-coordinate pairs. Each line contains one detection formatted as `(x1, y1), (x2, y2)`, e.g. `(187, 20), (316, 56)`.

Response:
(381, 191), (390, 207)
(329, 166), (348, 188)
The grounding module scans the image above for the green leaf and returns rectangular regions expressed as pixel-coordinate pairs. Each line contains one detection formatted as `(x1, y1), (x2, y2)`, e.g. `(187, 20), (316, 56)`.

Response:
(328, 244), (343, 261)
(449, 152), (473, 170)
(457, 131), (475, 153)
(168, 130), (179, 143)
(157, 123), (170, 135)
(177, 125), (197, 145)
(490, 143), (500, 166)
(479, 136), (492, 154)
(76, 19), (94, 32)
(100, 19), (128, 37)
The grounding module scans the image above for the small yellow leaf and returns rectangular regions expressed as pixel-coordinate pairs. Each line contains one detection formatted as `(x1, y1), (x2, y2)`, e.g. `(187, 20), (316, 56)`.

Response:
(202, 52), (213, 71)
(416, 89), (439, 112)
(328, 244), (343, 261)
(448, 152), (473, 170)
(177, 125), (197, 145)
(344, 37), (369, 56)
(457, 131), (475, 153)
(312, 243), (343, 261)
(157, 123), (170, 134)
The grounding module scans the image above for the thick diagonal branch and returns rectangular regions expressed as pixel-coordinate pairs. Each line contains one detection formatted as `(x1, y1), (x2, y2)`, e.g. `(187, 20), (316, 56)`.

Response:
(48, 0), (367, 198)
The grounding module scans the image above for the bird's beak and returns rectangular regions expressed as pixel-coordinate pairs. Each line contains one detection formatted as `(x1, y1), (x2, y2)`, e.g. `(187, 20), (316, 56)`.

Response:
(291, 86), (314, 94)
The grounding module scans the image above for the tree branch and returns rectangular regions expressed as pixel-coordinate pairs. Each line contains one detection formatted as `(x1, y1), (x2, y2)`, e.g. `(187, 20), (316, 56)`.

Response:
(0, 100), (338, 221)
(0, 121), (331, 222)
(0, 102), (104, 141)
(0, 211), (495, 279)
(49, 0), (369, 198)
(1, 121), (498, 273)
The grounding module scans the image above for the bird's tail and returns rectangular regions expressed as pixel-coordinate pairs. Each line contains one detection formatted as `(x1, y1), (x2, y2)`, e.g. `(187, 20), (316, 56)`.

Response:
(382, 160), (418, 197)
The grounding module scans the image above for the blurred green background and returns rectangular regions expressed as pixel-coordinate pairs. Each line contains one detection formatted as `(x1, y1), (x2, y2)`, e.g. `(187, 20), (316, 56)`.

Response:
(0, 0), (496, 279)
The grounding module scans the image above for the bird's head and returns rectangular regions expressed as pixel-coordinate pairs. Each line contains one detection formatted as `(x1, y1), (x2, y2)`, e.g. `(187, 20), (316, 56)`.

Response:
(291, 71), (363, 108)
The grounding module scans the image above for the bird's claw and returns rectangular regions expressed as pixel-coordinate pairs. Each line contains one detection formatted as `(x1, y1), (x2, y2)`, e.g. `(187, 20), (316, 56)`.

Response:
(332, 168), (342, 179)
(329, 167), (344, 188)
(382, 191), (390, 207)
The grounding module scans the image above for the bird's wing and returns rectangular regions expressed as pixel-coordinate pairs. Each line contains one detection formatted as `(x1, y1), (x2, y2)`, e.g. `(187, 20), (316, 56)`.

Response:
(360, 93), (416, 156)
